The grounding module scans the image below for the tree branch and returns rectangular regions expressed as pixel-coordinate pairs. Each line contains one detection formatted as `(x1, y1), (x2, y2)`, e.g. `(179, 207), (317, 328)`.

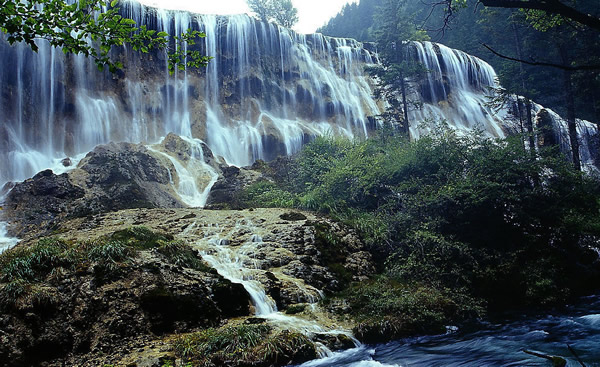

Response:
(482, 43), (600, 71)
(480, 0), (600, 30)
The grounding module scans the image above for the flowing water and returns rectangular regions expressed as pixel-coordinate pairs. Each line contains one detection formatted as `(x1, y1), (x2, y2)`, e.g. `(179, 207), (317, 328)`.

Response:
(1, 1), (596, 192)
(147, 136), (219, 208)
(0, 222), (19, 254)
(295, 295), (600, 367)
(179, 215), (357, 356)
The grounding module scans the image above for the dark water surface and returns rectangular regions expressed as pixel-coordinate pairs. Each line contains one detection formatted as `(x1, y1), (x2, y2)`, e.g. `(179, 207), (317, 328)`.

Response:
(298, 295), (600, 367)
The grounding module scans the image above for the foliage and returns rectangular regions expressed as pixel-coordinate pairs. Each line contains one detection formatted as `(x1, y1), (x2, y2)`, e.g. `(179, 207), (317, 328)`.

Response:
(247, 0), (298, 28)
(245, 127), (600, 310)
(173, 324), (316, 366)
(241, 180), (298, 208)
(0, 0), (210, 73)
(110, 226), (172, 250)
(0, 226), (206, 308)
(329, 276), (482, 342)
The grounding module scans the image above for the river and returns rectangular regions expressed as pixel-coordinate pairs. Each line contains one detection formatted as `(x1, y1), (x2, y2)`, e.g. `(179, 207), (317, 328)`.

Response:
(297, 295), (600, 367)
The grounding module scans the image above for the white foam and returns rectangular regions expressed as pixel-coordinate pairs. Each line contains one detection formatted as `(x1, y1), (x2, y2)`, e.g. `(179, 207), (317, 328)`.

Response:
(0, 222), (19, 254)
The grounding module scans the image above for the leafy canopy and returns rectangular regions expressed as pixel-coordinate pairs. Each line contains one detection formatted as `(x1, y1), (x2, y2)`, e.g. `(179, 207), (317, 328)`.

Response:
(247, 0), (299, 28)
(243, 127), (600, 309)
(0, 0), (210, 73)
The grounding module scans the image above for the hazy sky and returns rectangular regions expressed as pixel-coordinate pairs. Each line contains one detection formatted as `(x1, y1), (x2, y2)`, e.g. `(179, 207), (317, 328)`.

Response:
(138, 0), (358, 34)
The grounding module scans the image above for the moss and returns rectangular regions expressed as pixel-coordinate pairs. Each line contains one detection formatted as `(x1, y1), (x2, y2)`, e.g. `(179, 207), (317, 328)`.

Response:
(285, 304), (306, 315)
(328, 276), (484, 343)
(110, 226), (173, 250)
(310, 221), (352, 290)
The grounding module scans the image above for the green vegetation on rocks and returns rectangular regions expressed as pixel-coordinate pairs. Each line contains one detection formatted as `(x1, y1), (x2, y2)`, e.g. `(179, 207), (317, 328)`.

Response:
(327, 276), (483, 343)
(0, 226), (203, 309)
(173, 323), (317, 366)
(242, 127), (600, 325)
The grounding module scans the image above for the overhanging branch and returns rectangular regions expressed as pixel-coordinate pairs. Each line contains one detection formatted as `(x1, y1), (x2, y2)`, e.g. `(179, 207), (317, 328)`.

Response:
(482, 43), (600, 71)
(480, 0), (600, 30)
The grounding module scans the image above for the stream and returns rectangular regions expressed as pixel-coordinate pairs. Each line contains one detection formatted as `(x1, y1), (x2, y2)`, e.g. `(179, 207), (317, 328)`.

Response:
(297, 295), (600, 367)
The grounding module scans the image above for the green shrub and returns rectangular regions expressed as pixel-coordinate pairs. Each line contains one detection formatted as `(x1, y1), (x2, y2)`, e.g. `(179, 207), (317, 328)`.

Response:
(241, 180), (298, 208)
(157, 240), (211, 271)
(330, 277), (483, 342)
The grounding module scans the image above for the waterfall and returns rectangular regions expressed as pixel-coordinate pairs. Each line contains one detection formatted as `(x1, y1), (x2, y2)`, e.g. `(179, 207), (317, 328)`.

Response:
(0, 1), (380, 190)
(409, 41), (506, 138)
(0, 1), (596, 194)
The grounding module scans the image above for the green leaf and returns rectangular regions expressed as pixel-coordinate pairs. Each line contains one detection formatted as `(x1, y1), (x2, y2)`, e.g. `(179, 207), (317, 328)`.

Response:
(110, 0), (118, 7)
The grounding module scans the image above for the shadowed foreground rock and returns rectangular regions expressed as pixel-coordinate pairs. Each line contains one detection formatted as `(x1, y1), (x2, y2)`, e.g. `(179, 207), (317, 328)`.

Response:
(0, 234), (250, 367)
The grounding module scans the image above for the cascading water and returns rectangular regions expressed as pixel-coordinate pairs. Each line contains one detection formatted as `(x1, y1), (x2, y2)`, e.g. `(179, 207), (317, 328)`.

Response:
(179, 215), (357, 356)
(147, 136), (219, 208)
(0, 1), (380, 191)
(408, 41), (506, 138)
(0, 1), (596, 193)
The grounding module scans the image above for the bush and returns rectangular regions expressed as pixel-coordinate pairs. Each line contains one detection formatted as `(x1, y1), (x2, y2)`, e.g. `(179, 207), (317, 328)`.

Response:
(330, 277), (483, 343)
(173, 324), (316, 366)
(253, 126), (600, 309)
(241, 180), (298, 208)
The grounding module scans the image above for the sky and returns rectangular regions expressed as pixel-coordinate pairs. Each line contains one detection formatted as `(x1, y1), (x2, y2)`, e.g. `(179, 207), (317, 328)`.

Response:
(138, 0), (359, 34)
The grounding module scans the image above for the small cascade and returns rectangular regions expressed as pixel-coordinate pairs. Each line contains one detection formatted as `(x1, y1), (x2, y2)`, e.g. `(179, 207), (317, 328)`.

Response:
(532, 104), (598, 171)
(179, 215), (357, 354)
(0, 222), (19, 254)
(192, 217), (281, 315)
(201, 233), (278, 315)
(147, 136), (219, 208)
(0, 192), (19, 253)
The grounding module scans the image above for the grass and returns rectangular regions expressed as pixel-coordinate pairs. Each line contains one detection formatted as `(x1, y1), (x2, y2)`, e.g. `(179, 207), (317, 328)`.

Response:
(326, 276), (484, 343)
(0, 226), (208, 309)
(173, 324), (317, 366)
(157, 240), (212, 272)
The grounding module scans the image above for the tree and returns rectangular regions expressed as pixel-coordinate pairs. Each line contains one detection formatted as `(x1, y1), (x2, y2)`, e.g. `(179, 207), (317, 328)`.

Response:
(247, 0), (299, 28)
(0, 0), (209, 73)
(439, 0), (600, 31)
(247, 0), (271, 23)
(370, 0), (429, 136)
(272, 0), (298, 28)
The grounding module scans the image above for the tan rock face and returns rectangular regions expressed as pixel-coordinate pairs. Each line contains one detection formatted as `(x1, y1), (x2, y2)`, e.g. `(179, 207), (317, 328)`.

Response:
(54, 208), (375, 303)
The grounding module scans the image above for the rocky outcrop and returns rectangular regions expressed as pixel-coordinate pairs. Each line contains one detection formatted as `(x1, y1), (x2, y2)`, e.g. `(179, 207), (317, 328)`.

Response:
(3, 136), (225, 238)
(0, 239), (249, 367)
(75, 142), (181, 212)
(0, 207), (374, 366)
